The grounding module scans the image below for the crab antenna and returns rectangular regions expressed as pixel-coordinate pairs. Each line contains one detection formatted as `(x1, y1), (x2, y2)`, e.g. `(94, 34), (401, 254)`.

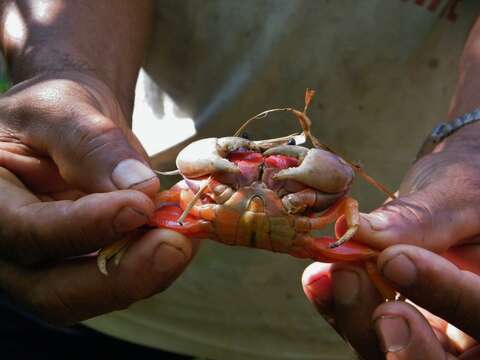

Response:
(291, 104), (397, 200)
(234, 108), (290, 138)
(233, 89), (397, 200)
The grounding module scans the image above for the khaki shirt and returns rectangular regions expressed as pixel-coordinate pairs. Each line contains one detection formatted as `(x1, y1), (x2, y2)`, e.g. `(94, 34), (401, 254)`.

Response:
(85, 1), (479, 359)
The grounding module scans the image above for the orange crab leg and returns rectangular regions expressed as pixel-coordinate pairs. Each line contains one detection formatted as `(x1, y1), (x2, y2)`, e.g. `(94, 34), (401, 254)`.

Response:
(297, 197), (357, 231)
(296, 197), (359, 248)
(179, 189), (217, 221)
(364, 260), (397, 300)
(154, 182), (189, 204)
(149, 205), (213, 238)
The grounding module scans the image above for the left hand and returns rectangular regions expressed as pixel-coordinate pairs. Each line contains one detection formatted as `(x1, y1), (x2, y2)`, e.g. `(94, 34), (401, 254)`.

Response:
(302, 122), (480, 359)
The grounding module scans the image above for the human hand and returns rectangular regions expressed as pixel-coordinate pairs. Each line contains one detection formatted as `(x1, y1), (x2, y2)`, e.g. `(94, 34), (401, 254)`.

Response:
(302, 122), (480, 359)
(303, 245), (480, 359)
(0, 71), (194, 325)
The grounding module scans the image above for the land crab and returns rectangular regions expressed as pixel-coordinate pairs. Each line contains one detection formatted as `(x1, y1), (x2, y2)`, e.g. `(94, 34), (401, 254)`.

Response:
(98, 90), (397, 300)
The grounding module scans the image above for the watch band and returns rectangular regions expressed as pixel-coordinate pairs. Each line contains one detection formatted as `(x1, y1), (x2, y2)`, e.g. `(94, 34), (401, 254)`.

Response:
(416, 108), (480, 160)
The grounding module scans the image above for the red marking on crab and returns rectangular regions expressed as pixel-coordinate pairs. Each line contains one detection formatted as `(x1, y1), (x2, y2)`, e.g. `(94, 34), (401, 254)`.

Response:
(264, 154), (300, 169)
(227, 150), (264, 164)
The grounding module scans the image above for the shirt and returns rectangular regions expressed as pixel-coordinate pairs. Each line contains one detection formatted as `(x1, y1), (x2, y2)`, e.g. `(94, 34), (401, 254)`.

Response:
(85, 1), (479, 359)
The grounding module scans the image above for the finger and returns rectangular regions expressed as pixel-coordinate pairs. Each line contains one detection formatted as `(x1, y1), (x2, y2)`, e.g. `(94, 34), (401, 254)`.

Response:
(331, 263), (385, 360)
(0, 168), (155, 264)
(304, 262), (385, 360)
(377, 244), (480, 341)
(302, 263), (337, 329)
(354, 178), (480, 252)
(373, 301), (455, 360)
(0, 229), (194, 325)
(0, 145), (69, 193)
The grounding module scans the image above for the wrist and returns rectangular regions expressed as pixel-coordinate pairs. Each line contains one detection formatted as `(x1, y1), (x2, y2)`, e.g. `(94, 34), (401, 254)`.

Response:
(416, 109), (480, 160)
(438, 119), (480, 153)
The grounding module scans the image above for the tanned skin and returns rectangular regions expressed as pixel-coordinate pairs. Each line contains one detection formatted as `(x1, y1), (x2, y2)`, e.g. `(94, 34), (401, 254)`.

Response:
(0, 0), (196, 325)
(1, 2), (480, 358)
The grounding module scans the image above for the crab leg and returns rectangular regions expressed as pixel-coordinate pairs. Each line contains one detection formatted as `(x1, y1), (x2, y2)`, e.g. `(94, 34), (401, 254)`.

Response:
(365, 260), (397, 301)
(154, 183), (185, 204)
(282, 188), (344, 214)
(149, 204), (213, 238)
(295, 197), (359, 248)
(330, 197), (359, 248)
(179, 188), (217, 221)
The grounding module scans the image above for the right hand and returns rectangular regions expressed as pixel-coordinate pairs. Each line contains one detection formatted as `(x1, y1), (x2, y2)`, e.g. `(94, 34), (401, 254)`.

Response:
(0, 71), (195, 325)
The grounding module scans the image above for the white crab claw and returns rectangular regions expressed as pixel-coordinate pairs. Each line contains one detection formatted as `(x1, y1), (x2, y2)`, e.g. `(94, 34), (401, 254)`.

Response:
(176, 137), (249, 178)
(273, 148), (354, 193)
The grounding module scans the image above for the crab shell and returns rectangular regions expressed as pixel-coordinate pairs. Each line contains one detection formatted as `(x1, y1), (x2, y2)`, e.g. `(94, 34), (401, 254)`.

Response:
(175, 137), (354, 211)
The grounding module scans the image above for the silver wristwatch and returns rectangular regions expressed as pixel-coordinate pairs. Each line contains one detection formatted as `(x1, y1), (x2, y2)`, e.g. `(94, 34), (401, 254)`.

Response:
(416, 108), (480, 160)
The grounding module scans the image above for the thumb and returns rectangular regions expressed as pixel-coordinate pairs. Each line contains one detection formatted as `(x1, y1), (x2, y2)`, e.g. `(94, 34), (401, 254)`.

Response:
(354, 185), (480, 252)
(5, 76), (160, 196)
(49, 110), (159, 196)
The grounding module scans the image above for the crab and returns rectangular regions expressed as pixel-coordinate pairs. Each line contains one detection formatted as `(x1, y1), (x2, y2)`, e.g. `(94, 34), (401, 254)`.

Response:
(98, 90), (397, 300)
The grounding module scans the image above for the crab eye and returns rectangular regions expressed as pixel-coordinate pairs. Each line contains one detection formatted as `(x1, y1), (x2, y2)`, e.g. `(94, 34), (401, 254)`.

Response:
(240, 132), (250, 140)
(287, 138), (296, 145)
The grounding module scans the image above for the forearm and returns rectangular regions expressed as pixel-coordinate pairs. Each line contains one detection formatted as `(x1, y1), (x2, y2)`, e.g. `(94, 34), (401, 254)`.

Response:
(430, 16), (480, 152)
(0, 0), (154, 117)
(449, 16), (480, 120)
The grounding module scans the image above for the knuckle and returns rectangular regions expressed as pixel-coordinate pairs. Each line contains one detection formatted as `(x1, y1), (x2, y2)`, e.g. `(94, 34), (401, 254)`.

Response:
(382, 197), (435, 246)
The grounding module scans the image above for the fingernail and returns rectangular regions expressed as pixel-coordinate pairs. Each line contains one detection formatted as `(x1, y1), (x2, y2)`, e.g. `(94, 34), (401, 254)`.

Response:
(381, 253), (417, 287)
(362, 213), (390, 231)
(375, 315), (410, 353)
(332, 270), (360, 305)
(154, 242), (187, 273)
(112, 159), (157, 190)
(305, 275), (332, 306)
(113, 207), (148, 233)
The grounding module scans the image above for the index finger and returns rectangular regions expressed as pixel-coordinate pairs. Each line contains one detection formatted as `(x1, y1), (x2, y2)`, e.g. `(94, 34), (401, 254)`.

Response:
(0, 167), (154, 264)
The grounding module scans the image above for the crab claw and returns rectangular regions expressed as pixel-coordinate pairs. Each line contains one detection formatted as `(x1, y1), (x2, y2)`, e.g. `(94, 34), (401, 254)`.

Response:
(273, 148), (354, 193)
(176, 137), (250, 178)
